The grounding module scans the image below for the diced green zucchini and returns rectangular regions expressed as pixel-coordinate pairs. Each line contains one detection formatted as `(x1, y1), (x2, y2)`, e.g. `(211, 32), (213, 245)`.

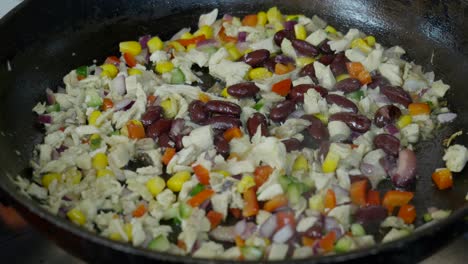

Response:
(278, 175), (292, 191)
(46, 103), (61, 113)
(241, 246), (263, 260)
(287, 182), (302, 205)
(351, 223), (366, 236)
(85, 89), (103, 107)
(148, 235), (170, 252)
(179, 202), (192, 219)
(334, 236), (354, 253)
(170, 68), (185, 84)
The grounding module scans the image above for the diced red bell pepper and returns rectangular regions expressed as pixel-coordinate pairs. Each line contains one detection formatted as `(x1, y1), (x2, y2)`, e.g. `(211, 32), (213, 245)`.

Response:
(271, 78), (292, 96)
(124, 52), (137, 67)
(242, 187), (259, 217)
(193, 164), (210, 185)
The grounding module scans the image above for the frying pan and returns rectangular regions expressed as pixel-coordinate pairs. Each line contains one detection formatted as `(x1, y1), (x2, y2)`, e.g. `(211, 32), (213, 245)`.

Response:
(0, 0), (467, 263)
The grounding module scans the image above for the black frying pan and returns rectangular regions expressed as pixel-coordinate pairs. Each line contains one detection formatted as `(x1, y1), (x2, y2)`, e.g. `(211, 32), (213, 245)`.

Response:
(0, 0), (467, 263)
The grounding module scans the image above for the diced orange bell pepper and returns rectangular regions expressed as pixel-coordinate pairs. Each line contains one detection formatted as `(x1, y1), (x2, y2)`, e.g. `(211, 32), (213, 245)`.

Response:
(218, 26), (238, 43)
(101, 98), (114, 111)
(124, 52), (137, 67)
(271, 78), (292, 96)
(397, 204), (416, 224)
(274, 63), (295, 75)
(263, 194), (288, 212)
(177, 35), (206, 47)
(198, 93), (211, 103)
(350, 180), (368, 206)
(367, 190), (381, 206)
(346, 62), (372, 84)
(230, 208), (242, 219)
(408, 103), (431, 116)
(254, 165), (273, 188)
(319, 231), (336, 253)
(177, 240), (187, 251)
(147, 95), (157, 107)
(382, 190), (414, 214)
(324, 189), (336, 210)
(223, 127), (243, 142)
(242, 14), (258, 27)
(161, 147), (176, 166)
(276, 210), (296, 229)
(206, 210), (224, 229)
(187, 189), (215, 207)
(357, 70), (372, 85)
(132, 204), (147, 217)
(193, 164), (210, 185)
(432, 168), (453, 190)
(242, 187), (259, 217)
(127, 120), (145, 139)
(235, 235), (245, 247)
(104, 56), (121, 66)
(302, 236), (316, 247)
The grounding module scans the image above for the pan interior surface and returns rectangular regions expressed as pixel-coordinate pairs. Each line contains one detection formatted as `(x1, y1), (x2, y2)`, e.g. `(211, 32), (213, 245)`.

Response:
(0, 0), (467, 263)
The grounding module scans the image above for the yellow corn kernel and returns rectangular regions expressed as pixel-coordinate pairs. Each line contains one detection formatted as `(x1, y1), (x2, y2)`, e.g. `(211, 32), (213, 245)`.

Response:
(100, 63), (118, 79)
(325, 25), (337, 34)
(128, 68), (142, 76)
(296, 57), (316, 67)
(220, 87), (231, 98)
(249, 67), (273, 80)
(155, 61), (174, 74)
(336, 74), (350, 82)
(351, 38), (372, 53)
(146, 176), (166, 196)
(257, 11), (267, 26)
(186, 43), (197, 51)
(88, 110), (102, 126)
(147, 36), (164, 53)
(243, 48), (253, 55)
(274, 22), (285, 32)
(237, 175), (256, 193)
(286, 15), (300, 21)
(213, 170), (230, 177)
(42, 173), (61, 188)
(109, 233), (122, 241)
(314, 113), (328, 124)
(267, 6), (283, 23)
(364, 36), (376, 47)
(227, 45), (243, 60)
(96, 169), (115, 178)
(180, 32), (193, 40)
(293, 155), (309, 172)
(119, 41), (142, 56)
(198, 92), (211, 103)
(322, 151), (340, 173)
(92, 153), (108, 170)
(308, 194), (324, 212)
(194, 25), (213, 39)
(67, 208), (86, 226)
(397, 114), (412, 129)
(294, 24), (307, 40)
(124, 223), (133, 241)
(167, 171), (191, 192)
(63, 167), (82, 185)
(169, 41), (185, 52)
(160, 98), (177, 119)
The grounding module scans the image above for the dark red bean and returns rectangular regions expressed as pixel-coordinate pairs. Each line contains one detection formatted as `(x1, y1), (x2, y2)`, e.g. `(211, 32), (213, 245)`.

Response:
(264, 57), (276, 72)
(318, 54), (335, 66)
(318, 141), (330, 162)
(303, 223), (324, 239)
(374, 105), (402, 128)
(246, 113), (268, 137)
(368, 74), (390, 89)
(173, 135), (184, 150)
(329, 112), (371, 133)
(205, 100), (242, 116)
(243, 49), (270, 67)
(325, 94), (358, 113)
(373, 134), (400, 156)
(274, 54), (295, 65)
(330, 53), (349, 76)
(282, 138), (303, 152)
(141, 106), (163, 126)
(354, 206), (387, 234)
(146, 119), (172, 139)
(227, 82), (260, 98)
(214, 135), (230, 158)
(188, 100), (207, 124)
(291, 39), (319, 57)
(335, 78), (361, 93)
(269, 100), (295, 123)
(302, 114), (329, 141)
(380, 86), (412, 108)
(157, 133), (174, 148)
(274, 29), (295, 46)
(206, 116), (241, 130)
(391, 149), (417, 189)
(318, 40), (332, 54)
(289, 84), (328, 103)
(298, 63), (318, 83)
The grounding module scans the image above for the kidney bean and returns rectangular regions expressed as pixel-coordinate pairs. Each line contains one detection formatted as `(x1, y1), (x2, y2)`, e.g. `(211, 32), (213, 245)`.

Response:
(318, 54), (335, 66)
(329, 112), (371, 133)
(330, 53), (349, 76)
(141, 105), (163, 126)
(317, 141), (330, 162)
(298, 63), (319, 83)
(207, 116), (241, 130)
(354, 206), (387, 234)
(289, 84), (327, 103)
(303, 222), (324, 239)
(291, 39), (319, 57)
(247, 113), (268, 137)
(274, 54), (295, 65)
(373, 134), (400, 156)
(146, 119), (172, 139)
(374, 105), (402, 128)
(227, 82), (260, 98)
(269, 100), (295, 123)
(380, 86), (412, 108)
(368, 74), (390, 89)
(281, 138), (303, 152)
(205, 100), (242, 116)
(391, 149), (417, 189)
(188, 100), (208, 124)
(214, 135), (230, 158)
(302, 114), (330, 142)
(325, 94), (358, 113)
(243, 49), (270, 67)
(335, 78), (361, 93)
(318, 40), (332, 54)
(157, 133), (174, 148)
(274, 29), (295, 46)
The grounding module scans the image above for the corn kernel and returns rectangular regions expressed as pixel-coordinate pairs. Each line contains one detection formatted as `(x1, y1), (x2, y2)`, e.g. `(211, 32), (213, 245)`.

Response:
(293, 155), (309, 172)
(364, 36), (376, 47)
(160, 98), (178, 119)
(119, 41), (142, 56)
(220, 87), (231, 98)
(92, 153), (108, 170)
(100, 64), (118, 78)
(146, 176), (166, 196)
(167, 171), (191, 192)
(194, 25), (214, 39)
(237, 175), (256, 193)
(88, 110), (102, 126)
(286, 15), (300, 21)
(336, 74), (350, 82)
(155, 61), (174, 74)
(274, 22), (285, 32)
(314, 113), (328, 124)
(227, 45), (243, 60)
(198, 92), (211, 103)
(213, 170), (230, 177)
(325, 25), (337, 34)
(351, 38), (372, 53)
(42, 173), (61, 188)
(294, 24), (307, 40)
(243, 48), (253, 55)
(63, 167), (82, 185)
(180, 32), (193, 40)
(169, 41), (185, 52)
(128, 68), (142, 76)
(308, 194), (324, 212)
(267, 6), (283, 23)
(397, 114), (412, 129)
(296, 57), (316, 67)
(322, 151), (340, 173)
(67, 208), (86, 226)
(186, 44), (197, 51)
(257, 11), (267, 26)
(109, 233), (122, 241)
(124, 223), (133, 241)
(96, 169), (115, 178)
(249, 67), (273, 80)
(147, 36), (164, 53)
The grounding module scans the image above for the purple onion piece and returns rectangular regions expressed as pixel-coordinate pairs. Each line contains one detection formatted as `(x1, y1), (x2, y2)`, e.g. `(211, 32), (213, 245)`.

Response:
(385, 124), (400, 135)
(238, 31), (247, 42)
(94, 67), (103, 76)
(259, 214), (278, 238)
(272, 224), (294, 243)
(354, 205), (387, 234)
(46, 88), (56, 105)
(275, 54), (295, 65)
(37, 114), (52, 124)
(391, 148), (417, 188)
(197, 38), (219, 48)
(235, 219), (247, 236)
(209, 226), (236, 242)
(138, 35), (152, 49)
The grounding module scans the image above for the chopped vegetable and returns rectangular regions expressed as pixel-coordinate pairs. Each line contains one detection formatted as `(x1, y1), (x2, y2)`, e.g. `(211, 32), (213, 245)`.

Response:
(132, 203), (147, 217)
(432, 168), (453, 190)
(397, 204), (416, 224)
(271, 78), (292, 96)
(193, 164), (210, 185)
(382, 190), (414, 213)
(319, 231), (336, 253)
(263, 194), (288, 212)
(119, 41), (142, 56)
(350, 180), (368, 206)
(324, 189), (337, 210)
(206, 210), (224, 229)
(254, 165), (273, 188)
(408, 103), (431, 116)
(167, 171), (191, 192)
(161, 147), (176, 165)
(187, 189), (215, 207)
(224, 127), (243, 142)
(66, 208), (86, 226)
(242, 187), (259, 217)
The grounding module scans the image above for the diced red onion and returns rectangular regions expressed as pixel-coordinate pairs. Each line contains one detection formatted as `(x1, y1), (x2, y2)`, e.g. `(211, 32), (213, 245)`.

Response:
(223, 14), (233, 21)
(94, 67), (103, 76)
(238, 31), (247, 42)
(236, 42), (250, 53)
(170, 27), (191, 41)
(259, 214), (278, 238)
(56, 145), (68, 153)
(288, 109), (305, 119)
(272, 224), (294, 243)
(196, 38), (218, 48)
(437, 113), (457, 123)
(324, 217), (344, 238)
(241, 222), (257, 239)
(138, 35), (152, 49)
(391, 148), (417, 188)
(385, 124), (400, 135)
(369, 93), (390, 104)
(111, 75), (126, 96)
(332, 184), (350, 205)
(235, 219), (247, 235)
(209, 226), (236, 242)
(169, 119), (186, 138)
(360, 162), (376, 177)
(114, 99), (133, 111)
(135, 48), (149, 65)
(51, 149), (60, 160)
(199, 199), (212, 210)
(45, 88), (56, 105)
(37, 114), (52, 124)
(284, 21), (297, 31)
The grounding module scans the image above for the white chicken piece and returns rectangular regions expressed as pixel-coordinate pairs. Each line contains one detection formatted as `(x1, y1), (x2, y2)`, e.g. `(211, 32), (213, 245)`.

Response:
(182, 125), (213, 152)
(149, 50), (169, 63)
(306, 28), (327, 46)
(248, 136), (287, 170)
(328, 204), (352, 229)
(362, 149), (387, 188)
(209, 59), (251, 86)
(44, 130), (65, 149)
(270, 118), (311, 139)
(429, 80), (450, 98)
(198, 8), (218, 28)
(268, 243), (289, 260)
(378, 63), (402, 86)
(328, 120), (351, 142)
(313, 61), (336, 89)
(186, 48), (210, 67)
(249, 37), (279, 54)
(443, 144), (468, 172)
(280, 38), (297, 59)
(112, 86), (147, 129)
(108, 143), (133, 169)
(303, 88), (327, 114)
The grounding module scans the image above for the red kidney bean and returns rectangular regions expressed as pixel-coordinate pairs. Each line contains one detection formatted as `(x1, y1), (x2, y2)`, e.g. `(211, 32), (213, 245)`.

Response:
(374, 105), (402, 128)
(274, 29), (295, 46)
(188, 100), (207, 124)
(274, 54), (295, 65)
(146, 119), (172, 139)
(281, 138), (303, 152)
(243, 49), (270, 67)
(330, 53), (349, 76)
(289, 84), (328, 103)
(373, 134), (400, 156)
(391, 148), (417, 189)
(264, 57), (276, 72)
(329, 112), (371, 133)
(246, 113), (268, 137)
(298, 63), (319, 84)
(302, 114), (330, 142)
(335, 78), (361, 93)
(317, 141), (330, 163)
(318, 54), (335, 66)
(318, 40), (332, 54)
(173, 135), (184, 150)
(291, 39), (319, 57)
(354, 206), (387, 234)
(214, 134), (230, 158)
(380, 86), (412, 108)
(205, 100), (242, 116)
(325, 94), (358, 113)
(157, 133), (174, 148)
(141, 105), (163, 126)
(207, 116), (241, 130)
(269, 100), (295, 123)
(368, 74), (390, 89)
(227, 82), (260, 98)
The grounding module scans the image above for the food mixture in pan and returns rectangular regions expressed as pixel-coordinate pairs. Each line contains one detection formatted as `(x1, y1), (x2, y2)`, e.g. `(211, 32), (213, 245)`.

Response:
(18, 7), (468, 260)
